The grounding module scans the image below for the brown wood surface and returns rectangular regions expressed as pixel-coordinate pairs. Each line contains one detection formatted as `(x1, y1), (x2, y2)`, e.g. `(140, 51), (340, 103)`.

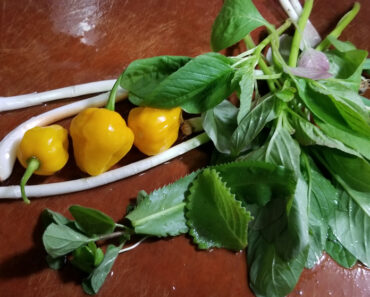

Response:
(0, 1), (369, 296)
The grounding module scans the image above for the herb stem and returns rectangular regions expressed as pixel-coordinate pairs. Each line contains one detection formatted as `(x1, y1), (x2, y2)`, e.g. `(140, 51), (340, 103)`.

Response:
(119, 236), (148, 254)
(105, 75), (122, 111)
(288, 0), (314, 67)
(98, 231), (125, 241)
(315, 2), (360, 51)
(244, 35), (276, 92)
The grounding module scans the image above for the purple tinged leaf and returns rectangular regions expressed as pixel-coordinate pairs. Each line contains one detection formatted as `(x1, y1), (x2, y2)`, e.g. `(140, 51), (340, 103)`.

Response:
(286, 48), (333, 80)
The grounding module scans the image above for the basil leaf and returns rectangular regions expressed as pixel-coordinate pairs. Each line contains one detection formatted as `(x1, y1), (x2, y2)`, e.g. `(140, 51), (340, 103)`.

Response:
(290, 113), (361, 156)
(325, 48), (367, 90)
(315, 118), (370, 160)
(126, 172), (198, 237)
(202, 100), (238, 154)
(313, 147), (370, 216)
(304, 166), (338, 268)
(69, 205), (116, 236)
(327, 36), (357, 52)
(231, 95), (277, 155)
(232, 56), (258, 123)
(248, 229), (308, 297)
(119, 55), (191, 105)
(329, 188), (370, 266)
(42, 223), (96, 258)
(82, 244), (123, 295)
(146, 52), (235, 113)
(325, 228), (357, 269)
(309, 80), (370, 137)
(186, 168), (252, 250)
(211, 0), (268, 52)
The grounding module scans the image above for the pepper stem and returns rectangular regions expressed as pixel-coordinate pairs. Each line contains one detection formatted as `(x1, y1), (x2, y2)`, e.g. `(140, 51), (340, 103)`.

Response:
(105, 75), (122, 111)
(20, 157), (40, 204)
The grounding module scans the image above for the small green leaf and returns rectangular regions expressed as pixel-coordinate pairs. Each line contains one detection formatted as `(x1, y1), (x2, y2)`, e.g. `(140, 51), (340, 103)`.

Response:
(46, 255), (66, 270)
(41, 209), (72, 227)
(71, 242), (103, 274)
(42, 223), (96, 258)
(82, 244), (123, 295)
(327, 36), (357, 52)
(186, 168), (252, 251)
(202, 100), (238, 154)
(126, 172), (198, 237)
(211, 0), (268, 51)
(69, 205), (116, 236)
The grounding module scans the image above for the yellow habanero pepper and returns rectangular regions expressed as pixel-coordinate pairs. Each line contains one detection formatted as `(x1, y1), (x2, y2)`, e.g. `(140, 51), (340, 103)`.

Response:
(70, 107), (134, 176)
(17, 125), (69, 204)
(128, 106), (182, 156)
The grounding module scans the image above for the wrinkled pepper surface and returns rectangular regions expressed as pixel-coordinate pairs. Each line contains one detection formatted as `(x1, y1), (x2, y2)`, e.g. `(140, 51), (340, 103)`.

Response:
(17, 124), (69, 203)
(70, 107), (134, 176)
(128, 106), (182, 156)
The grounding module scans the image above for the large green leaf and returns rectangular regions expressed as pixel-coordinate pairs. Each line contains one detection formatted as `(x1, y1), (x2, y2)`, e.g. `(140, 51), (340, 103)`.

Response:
(231, 95), (277, 155)
(126, 172), (198, 237)
(313, 147), (370, 216)
(145, 52), (236, 113)
(211, 0), (268, 51)
(329, 189), (370, 266)
(186, 168), (252, 250)
(247, 229), (308, 297)
(42, 223), (96, 258)
(119, 55), (191, 105)
(290, 113), (361, 156)
(202, 100), (238, 154)
(69, 205), (116, 236)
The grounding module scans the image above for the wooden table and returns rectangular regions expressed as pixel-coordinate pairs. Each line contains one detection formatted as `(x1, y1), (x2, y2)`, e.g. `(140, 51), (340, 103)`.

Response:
(0, 1), (369, 296)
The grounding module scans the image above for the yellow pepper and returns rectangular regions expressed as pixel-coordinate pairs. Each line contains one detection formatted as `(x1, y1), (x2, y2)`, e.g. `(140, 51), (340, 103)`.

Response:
(128, 106), (182, 156)
(70, 107), (134, 176)
(17, 125), (69, 203)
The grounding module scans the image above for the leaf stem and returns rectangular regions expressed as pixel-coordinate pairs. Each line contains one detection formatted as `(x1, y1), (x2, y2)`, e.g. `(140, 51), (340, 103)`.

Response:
(288, 0), (314, 67)
(315, 2), (360, 51)
(119, 236), (148, 254)
(98, 231), (125, 241)
(244, 35), (276, 92)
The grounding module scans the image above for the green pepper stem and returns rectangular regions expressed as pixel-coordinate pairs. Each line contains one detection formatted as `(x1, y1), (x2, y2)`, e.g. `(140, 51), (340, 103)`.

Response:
(105, 75), (122, 111)
(288, 0), (314, 67)
(315, 2), (360, 51)
(20, 157), (40, 204)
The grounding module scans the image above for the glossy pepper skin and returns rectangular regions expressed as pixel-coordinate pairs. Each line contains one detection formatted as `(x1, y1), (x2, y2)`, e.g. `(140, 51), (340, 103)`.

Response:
(70, 107), (134, 176)
(17, 125), (69, 175)
(128, 107), (182, 156)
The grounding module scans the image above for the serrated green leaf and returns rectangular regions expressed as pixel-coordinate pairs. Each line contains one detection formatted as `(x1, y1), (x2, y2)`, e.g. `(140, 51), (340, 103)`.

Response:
(211, 0), (268, 51)
(126, 172), (198, 237)
(69, 205), (116, 236)
(186, 168), (252, 250)
(42, 223), (96, 258)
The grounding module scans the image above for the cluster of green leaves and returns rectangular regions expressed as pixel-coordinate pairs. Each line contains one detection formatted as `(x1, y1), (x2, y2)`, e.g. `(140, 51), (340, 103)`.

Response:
(42, 206), (126, 295)
(42, 0), (370, 296)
